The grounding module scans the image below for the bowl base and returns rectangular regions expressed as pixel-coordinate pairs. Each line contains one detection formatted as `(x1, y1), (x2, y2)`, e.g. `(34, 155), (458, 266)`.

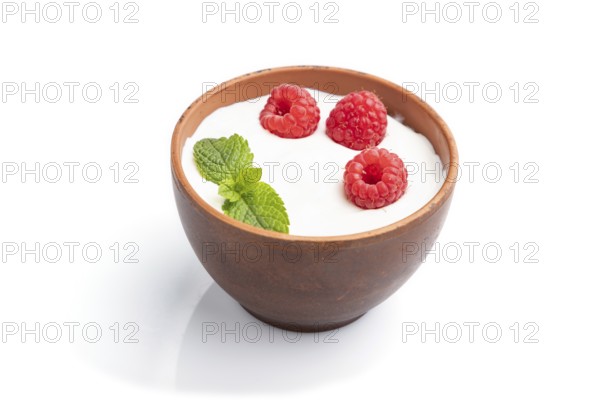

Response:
(241, 305), (366, 332)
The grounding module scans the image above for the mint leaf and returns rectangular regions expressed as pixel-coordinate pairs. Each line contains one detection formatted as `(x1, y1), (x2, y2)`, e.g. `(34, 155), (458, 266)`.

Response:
(193, 134), (253, 184)
(238, 167), (262, 188)
(222, 182), (289, 234)
(193, 134), (290, 234)
(217, 167), (262, 202)
(218, 179), (241, 202)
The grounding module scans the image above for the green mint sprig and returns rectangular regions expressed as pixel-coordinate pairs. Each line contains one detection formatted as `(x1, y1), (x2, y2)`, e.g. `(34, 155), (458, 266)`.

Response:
(193, 134), (290, 234)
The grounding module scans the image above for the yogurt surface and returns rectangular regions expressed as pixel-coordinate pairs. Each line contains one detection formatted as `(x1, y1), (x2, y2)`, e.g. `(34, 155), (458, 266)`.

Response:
(182, 89), (445, 236)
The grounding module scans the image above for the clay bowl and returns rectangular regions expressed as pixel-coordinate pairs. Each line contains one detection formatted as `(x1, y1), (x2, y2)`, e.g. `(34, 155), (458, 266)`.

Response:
(171, 66), (458, 332)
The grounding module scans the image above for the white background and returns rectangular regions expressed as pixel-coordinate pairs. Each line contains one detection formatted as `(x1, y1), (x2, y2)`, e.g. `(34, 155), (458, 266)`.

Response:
(1, 0), (598, 398)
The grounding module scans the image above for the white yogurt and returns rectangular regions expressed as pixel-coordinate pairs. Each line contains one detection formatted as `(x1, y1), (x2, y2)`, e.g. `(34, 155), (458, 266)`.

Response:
(182, 89), (445, 236)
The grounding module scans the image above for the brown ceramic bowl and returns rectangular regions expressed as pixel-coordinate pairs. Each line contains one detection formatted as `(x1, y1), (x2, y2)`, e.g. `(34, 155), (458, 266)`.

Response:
(171, 66), (458, 332)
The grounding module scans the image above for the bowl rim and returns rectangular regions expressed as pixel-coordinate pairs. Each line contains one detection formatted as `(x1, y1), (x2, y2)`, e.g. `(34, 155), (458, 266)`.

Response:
(171, 65), (459, 244)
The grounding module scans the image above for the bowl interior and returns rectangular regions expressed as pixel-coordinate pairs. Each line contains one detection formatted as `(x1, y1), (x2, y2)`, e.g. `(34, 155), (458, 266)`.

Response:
(171, 66), (458, 241)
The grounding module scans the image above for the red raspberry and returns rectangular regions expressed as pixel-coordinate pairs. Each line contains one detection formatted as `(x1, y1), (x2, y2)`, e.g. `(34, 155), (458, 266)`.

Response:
(326, 91), (388, 150)
(259, 84), (320, 138)
(343, 148), (408, 209)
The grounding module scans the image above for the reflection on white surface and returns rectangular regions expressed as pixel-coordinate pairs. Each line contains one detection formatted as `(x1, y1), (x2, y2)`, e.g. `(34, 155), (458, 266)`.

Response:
(176, 283), (389, 393)
(79, 228), (394, 394)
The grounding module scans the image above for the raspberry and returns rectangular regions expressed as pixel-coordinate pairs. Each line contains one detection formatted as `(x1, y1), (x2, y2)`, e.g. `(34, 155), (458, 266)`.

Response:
(259, 84), (320, 139)
(326, 91), (388, 150)
(343, 147), (408, 209)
